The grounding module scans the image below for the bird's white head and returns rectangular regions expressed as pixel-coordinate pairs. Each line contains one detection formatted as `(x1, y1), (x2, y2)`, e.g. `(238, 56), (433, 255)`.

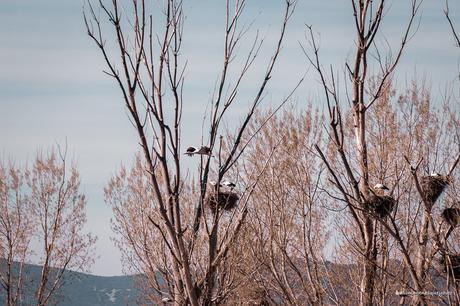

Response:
(430, 172), (441, 177)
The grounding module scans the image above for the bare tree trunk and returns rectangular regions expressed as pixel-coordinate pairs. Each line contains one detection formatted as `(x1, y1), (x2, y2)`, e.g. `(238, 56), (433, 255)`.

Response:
(360, 218), (376, 306)
(203, 217), (219, 305)
(411, 207), (430, 306)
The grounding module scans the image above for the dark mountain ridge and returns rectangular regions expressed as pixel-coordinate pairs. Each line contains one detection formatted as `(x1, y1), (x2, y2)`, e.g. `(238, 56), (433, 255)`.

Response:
(0, 262), (138, 306)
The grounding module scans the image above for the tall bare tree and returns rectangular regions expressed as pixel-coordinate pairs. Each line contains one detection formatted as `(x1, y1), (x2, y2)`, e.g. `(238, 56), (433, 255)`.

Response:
(301, 1), (441, 305)
(86, 0), (296, 304)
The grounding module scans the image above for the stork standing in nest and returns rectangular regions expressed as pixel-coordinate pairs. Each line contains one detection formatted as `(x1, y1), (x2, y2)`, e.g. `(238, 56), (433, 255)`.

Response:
(221, 180), (236, 189)
(373, 183), (389, 195)
(206, 180), (239, 212)
(367, 183), (395, 218)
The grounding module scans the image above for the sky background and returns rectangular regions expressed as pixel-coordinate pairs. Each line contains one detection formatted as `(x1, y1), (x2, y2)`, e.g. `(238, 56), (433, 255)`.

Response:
(1, 0), (459, 276)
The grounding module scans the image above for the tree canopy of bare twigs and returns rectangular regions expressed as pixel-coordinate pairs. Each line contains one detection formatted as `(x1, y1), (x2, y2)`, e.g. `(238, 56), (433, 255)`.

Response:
(0, 148), (96, 306)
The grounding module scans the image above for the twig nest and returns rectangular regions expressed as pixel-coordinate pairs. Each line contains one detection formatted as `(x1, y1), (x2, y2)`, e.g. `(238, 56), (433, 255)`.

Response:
(420, 175), (449, 204)
(438, 254), (460, 281)
(206, 190), (239, 213)
(441, 207), (460, 227)
(366, 195), (396, 218)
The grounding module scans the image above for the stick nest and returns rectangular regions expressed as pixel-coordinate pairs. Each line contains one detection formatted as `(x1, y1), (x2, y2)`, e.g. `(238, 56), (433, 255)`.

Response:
(438, 254), (460, 281)
(420, 175), (449, 204)
(366, 195), (396, 218)
(206, 191), (239, 213)
(441, 207), (460, 227)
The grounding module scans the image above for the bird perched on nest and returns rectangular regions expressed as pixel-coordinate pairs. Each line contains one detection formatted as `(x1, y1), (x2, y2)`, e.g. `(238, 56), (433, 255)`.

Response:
(184, 146), (212, 156)
(209, 180), (236, 189)
(374, 183), (390, 192)
(221, 180), (236, 189)
(207, 180), (239, 212)
(372, 183), (390, 197)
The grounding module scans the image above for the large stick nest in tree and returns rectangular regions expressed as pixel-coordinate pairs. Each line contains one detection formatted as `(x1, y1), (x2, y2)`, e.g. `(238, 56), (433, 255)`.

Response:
(206, 190), (239, 213)
(366, 195), (396, 218)
(419, 175), (449, 204)
(441, 206), (460, 227)
(438, 254), (460, 281)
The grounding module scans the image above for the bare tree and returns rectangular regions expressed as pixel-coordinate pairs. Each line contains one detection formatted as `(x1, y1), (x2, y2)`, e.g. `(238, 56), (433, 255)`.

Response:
(0, 163), (33, 306)
(85, 0), (296, 304)
(302, 1), (433, 305)
(26, 149), (96, 306)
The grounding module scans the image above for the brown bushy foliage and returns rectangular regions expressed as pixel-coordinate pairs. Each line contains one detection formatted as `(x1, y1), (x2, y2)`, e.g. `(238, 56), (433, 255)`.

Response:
(0, 149), (96, 306)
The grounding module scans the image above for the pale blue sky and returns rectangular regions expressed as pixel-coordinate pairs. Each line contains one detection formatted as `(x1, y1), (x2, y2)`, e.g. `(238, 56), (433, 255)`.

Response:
(1, 0), (459, 276)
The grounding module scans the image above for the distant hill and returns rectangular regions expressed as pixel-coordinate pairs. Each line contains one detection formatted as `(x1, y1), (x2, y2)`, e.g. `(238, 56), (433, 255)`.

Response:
(0, 262), (138, 306)
(1, 260), (452, 305)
